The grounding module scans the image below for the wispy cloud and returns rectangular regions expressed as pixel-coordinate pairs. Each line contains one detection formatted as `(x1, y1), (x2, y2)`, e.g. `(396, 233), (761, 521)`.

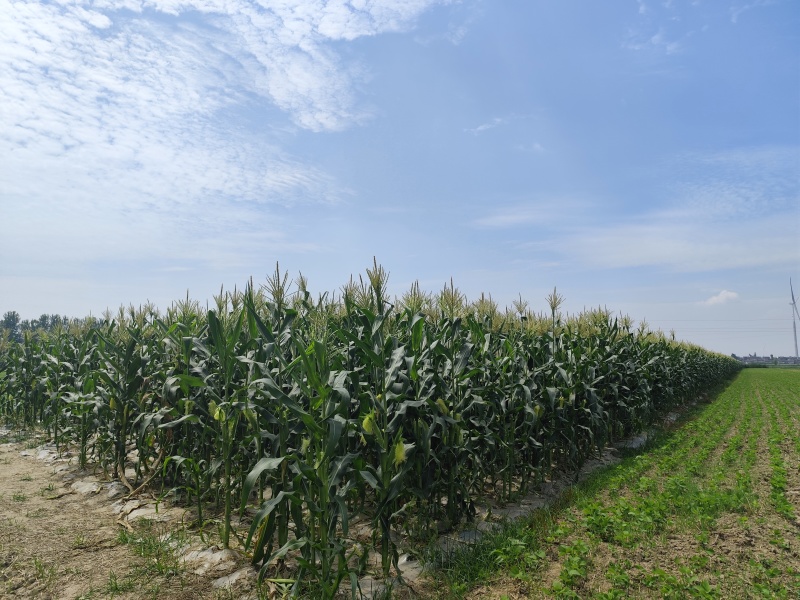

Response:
(702, 290), (739, 305)
(473, 199), (586, 228)
(0, 0), (444, 276)
(515, 142), (545, 153)
(506, 146), (799, 273)
(672, 145), (799, 218)
(414, 1), (481, 46)
(546, 212), (796, 273)
(473, 206), (543, 228)
(649, 28), (683, 54)
(464, 112), (535, 135)
(464, 117), (508, 135)
(624, 26), (684, 55)
(622, 0), (704, 56)
(730, 0), (778, 23)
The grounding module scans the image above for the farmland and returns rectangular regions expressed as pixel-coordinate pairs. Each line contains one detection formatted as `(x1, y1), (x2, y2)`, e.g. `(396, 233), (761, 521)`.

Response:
(433, 368), (800, 598)
(0, 270), (751, 597)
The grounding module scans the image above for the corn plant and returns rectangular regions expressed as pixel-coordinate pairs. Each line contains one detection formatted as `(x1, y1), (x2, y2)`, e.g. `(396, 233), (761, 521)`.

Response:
(0, 265), (744, 598)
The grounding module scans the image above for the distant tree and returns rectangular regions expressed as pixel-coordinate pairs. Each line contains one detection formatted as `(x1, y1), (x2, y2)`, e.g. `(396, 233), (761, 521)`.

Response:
(0, 311), (90, 341)
(1, 311), (21, 343)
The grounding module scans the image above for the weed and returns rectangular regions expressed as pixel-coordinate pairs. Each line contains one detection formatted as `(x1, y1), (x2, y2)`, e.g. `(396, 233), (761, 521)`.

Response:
(605, 561), (631, 588)
(105, 571), (136, 594)
(689, 554), (710, 570)
(32, 556), (56, 586)
(554, 539), (590, 590)
(117, 518), (185, 577)
(492, 537), (546, 581)
(39, 482), (57, 497)
(768, 530), (790, 552)
(595, 591), (628, 600)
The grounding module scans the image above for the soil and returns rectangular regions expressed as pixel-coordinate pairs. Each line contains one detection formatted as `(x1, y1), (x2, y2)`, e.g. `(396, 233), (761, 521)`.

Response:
(0, 430), (626, 600)
(0, 431), (257, 600)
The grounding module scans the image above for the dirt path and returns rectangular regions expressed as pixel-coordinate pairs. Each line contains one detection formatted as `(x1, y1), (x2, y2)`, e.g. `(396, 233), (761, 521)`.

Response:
(0, 436), (132, 598)
(0, 432), (257, 600)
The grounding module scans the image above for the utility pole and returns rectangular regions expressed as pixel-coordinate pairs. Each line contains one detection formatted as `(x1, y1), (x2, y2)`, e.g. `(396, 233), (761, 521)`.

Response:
(791, 279), (799, 359)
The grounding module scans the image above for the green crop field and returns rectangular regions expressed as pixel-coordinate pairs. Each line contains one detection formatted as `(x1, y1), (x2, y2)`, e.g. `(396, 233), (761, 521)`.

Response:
(0, 269), (752, 598)
(435, 368), (800, 599)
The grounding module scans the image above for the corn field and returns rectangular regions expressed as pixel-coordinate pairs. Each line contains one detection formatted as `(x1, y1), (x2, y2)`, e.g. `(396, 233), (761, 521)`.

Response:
(0, 265), (741, 597)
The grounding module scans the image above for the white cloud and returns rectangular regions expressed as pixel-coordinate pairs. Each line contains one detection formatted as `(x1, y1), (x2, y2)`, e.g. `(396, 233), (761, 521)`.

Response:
(669, 146), (799, 223)
(516, 142), (545, 153)
(730, 0), (777, 24)
(0, 1), (345, 211)
(464, 113), (536, 135)
(0, 0), (445, 276)
(623, 0), (704, 56)
(474, 206), (542, 228)
(502, 146), (800, 273)
(702, 290), (739, 305)
(473, 199), (586, 228)
(1, 0), (448, 147)
(624, 25), (684, 55)
(649, 28), (682, 54)
(557, 207), (797, 272)
(464, 117), (508, 135)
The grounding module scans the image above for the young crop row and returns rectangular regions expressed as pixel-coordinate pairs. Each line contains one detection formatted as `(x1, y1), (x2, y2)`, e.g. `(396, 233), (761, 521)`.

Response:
(0, 268), (741, 597)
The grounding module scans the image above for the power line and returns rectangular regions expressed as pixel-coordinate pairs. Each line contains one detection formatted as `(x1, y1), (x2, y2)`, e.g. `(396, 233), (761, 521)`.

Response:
(647, 318), (788, 322)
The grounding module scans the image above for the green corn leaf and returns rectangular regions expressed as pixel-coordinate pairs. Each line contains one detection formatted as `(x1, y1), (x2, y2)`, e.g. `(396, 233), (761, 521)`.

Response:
(240, 456), (286, 513)
(359, 468), (379, 490)
(259, 538), (309, 579)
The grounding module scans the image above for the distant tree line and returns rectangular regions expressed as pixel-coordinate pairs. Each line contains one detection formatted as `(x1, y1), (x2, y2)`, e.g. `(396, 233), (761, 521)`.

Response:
(1, 310), (97, 344)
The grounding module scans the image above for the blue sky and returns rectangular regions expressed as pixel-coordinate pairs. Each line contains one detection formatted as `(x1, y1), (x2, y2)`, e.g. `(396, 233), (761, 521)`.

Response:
(1, 0), (798, 356)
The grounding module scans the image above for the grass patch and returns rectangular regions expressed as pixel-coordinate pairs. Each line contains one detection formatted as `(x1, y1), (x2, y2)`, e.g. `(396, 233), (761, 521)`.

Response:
(117, 518), (186, 578)
(105, 570), (137, 594)
(31, 555), (57, 587)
